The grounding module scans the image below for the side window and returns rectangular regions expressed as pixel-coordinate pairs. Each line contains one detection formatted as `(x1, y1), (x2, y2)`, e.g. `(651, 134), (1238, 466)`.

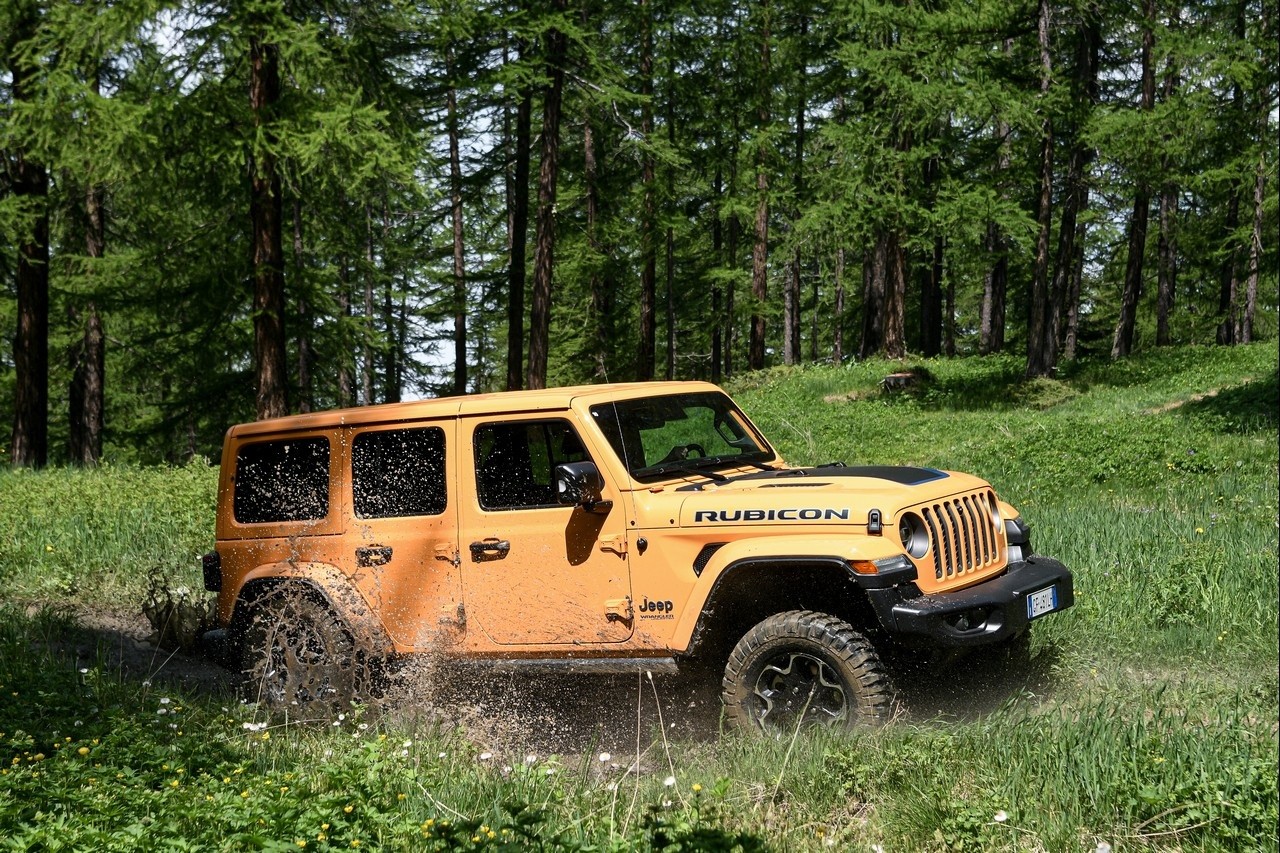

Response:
(474, 420), (590, 511)
(351, 427), (447, 518)
(234, 437), (330, 524)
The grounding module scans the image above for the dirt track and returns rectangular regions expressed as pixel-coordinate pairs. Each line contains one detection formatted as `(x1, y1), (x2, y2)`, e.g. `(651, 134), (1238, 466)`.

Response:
(46, 605), (1055, 755)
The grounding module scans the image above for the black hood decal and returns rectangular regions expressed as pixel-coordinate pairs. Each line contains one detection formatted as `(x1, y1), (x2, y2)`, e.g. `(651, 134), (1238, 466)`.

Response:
(678, 464), (949, 489)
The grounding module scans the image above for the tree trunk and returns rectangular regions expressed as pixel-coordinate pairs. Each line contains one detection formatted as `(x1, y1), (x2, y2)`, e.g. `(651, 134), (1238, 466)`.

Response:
(526, 6), (566, 390)
(447, 45), (468, 395)
(785, 24), (806, 367)
(361, 204), (375, 405)
(1063, 239), (1086, 360)
(664, 39), (677, 380)
(585, 113), (611, 381)
(8, 7), (49, 467)
(1155, 13), (1180, 347)
(979, 38), (1013, 357)
(832, 248), (845, 363)
(1111, 0), (1156, 360)
(859, 238), (885, 360)
(727, 106), (747, 376)
(1242, 150), (1265, 343)
(919, 154), (942, 357)
(726, 152), (740, 378)
(1051, 141), (1090, 354)
(292, 197), (313, 413)
(70, 176), (106, 467)
(784, 259), (799, 365)
(506, 39), (531, 390)
(380, 199), (400, 404)
(337, 261), (353, 407)
(711, 164), (724, 384)
(1155, 181), (1178, 345)
(1025, 0), (1056, 378)
(809, 254), (819, 363)
(1058, 7), (1100, 358)
(882, 232), (907, 360)
(980, 221), (1008, 355)
(750, 175), (769, 371)
(748, 0), (772, 372)
(943, 242), (956, 356)
(1216, 191), (1241, 345)
(249, 30), (288, 420)
(637, 0), (657, 381)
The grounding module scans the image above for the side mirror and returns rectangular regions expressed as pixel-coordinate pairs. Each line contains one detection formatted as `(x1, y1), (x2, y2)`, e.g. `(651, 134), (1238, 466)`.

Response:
(555, 461), (612, 513)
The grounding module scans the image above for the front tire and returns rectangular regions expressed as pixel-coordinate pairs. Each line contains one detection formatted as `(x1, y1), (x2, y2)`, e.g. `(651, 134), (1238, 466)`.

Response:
(722, 610), (894, 733)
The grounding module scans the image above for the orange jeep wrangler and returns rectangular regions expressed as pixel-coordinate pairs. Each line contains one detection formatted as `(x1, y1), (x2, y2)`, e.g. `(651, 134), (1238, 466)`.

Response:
(203, 381), (1072, 731)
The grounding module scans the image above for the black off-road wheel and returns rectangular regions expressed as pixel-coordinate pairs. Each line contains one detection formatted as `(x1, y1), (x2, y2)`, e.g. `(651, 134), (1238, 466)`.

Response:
(722, 610), (895, 733)
(241, 588), (369, 716)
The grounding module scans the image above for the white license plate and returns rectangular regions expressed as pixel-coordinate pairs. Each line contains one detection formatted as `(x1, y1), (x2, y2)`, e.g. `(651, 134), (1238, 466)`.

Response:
(1026, 586), (1058, 620)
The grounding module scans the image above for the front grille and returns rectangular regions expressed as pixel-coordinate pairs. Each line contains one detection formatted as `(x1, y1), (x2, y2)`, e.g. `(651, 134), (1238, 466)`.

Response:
(920, 491), (1003, 581)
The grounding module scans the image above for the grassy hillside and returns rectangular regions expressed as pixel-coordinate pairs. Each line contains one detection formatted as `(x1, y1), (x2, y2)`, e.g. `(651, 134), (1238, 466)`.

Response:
(2, 343), (1277, 850)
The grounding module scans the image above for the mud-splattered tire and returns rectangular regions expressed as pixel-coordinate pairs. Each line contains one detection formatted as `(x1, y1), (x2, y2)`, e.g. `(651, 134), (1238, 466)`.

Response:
(241, 588), (367, 716)
(722, 610), (894, 733)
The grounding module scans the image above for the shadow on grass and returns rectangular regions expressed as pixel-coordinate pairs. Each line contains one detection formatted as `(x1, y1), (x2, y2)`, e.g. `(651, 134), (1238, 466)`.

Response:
(1175, 371), (1279, 434)
(12, 603), (234, 698)
(890, 643), (1063, 723)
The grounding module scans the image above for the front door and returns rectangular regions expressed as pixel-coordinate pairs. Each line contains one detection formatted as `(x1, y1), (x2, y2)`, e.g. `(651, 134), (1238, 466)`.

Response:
(459, 415), (633, 646)
(341, 422), (463, 651)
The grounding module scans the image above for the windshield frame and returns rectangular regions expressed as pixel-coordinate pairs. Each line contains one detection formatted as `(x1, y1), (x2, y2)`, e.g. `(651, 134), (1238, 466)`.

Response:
(588, 391), (777, 484)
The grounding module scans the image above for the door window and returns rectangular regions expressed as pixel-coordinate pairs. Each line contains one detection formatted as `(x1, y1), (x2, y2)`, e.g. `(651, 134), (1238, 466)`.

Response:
(474, 420), (590, 511)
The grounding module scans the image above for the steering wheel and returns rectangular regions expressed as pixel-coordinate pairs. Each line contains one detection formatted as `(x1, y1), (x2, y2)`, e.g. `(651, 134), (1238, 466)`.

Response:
(657, 443), (707, 464)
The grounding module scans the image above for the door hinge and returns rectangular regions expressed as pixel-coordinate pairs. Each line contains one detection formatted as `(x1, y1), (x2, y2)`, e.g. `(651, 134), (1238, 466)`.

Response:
(599, 534), (628, 556)
(435, 543), (461, 568)
(605, 597), (633, 623)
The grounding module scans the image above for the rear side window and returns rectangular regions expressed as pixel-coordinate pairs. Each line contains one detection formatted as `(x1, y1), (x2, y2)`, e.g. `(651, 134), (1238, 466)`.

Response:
(234, 437), (330, 524)
(352, 427), (447, 518)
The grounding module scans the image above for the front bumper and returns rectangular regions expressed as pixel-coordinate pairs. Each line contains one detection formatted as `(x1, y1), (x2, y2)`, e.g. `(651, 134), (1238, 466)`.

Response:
(864, 556), (1074, 647)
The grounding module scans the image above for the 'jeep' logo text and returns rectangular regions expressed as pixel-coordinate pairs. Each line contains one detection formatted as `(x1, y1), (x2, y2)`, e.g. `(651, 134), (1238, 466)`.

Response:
(693, 508), (851, 523)
(639, 597), (675, 620)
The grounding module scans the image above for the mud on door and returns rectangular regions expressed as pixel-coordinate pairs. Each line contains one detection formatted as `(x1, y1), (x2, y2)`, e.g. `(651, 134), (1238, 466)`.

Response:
(459, 415), (633, 646)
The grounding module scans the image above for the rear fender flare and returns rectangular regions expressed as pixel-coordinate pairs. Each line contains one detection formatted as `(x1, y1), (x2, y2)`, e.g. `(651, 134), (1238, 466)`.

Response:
(229, 562), (392, 654)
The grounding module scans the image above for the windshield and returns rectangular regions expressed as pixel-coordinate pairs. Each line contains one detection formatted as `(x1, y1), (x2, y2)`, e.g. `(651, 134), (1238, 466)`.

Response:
(589, 392), (775, 482)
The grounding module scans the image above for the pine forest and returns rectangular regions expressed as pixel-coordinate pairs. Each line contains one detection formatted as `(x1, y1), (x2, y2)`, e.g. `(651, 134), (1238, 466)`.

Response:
(2, 0), (1276, 465)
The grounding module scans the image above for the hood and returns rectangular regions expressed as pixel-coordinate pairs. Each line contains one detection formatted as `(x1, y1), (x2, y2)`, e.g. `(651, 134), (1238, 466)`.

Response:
(631, 465), (997, 530)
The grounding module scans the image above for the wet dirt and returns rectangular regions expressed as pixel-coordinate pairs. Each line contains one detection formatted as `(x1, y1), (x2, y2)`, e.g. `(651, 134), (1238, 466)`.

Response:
(39, 605), (1057, 756)
(30, 603), (234, 698)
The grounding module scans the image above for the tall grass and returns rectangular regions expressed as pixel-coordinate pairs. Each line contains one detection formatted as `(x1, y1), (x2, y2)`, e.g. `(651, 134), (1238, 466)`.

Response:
(2, 343), (1277, 850)
(0, 461), (215, 602)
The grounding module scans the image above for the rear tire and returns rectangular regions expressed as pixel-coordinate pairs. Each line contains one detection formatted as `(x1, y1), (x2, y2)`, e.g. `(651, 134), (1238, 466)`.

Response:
(241, 587), (368, 716)
(722, 610), (894, 733)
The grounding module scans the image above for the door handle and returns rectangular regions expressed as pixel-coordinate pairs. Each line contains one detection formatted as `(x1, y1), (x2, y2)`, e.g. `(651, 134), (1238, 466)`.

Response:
(356, 545), (393, 567)
(469, 539), (510, 561)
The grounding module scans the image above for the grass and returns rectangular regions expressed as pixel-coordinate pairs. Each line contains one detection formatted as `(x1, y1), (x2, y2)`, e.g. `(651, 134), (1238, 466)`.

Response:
(2, 342), (1278, 850)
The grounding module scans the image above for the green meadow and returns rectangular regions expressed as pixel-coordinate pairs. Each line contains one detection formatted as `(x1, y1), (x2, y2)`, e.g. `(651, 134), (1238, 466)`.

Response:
(2, 343), (1277, 851)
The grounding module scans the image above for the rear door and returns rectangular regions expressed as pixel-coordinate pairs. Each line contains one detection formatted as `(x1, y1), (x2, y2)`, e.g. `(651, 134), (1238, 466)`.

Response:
(340, 421), (463, 651)
(458, 414), (633, 646)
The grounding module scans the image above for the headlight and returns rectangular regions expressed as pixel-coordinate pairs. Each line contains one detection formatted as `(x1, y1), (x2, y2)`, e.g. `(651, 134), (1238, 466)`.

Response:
(1004, 516), (1033, 560)
(898, 512), (929, 558)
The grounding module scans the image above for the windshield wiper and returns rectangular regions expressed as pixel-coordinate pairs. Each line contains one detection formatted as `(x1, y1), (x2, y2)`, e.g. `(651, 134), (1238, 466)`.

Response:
(642, 459), (729, 483)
